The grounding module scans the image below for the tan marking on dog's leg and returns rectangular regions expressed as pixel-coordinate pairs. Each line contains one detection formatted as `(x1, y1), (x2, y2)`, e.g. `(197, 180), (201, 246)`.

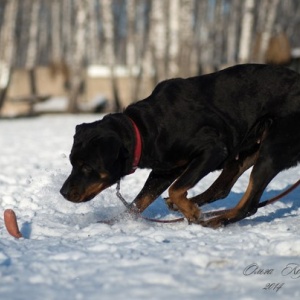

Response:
(168, 187), (201, 223)
(190, 150), (259, 206)
(134, 195), (155, 212)
(200, 176), (255, 228)
(164, 197), (179, 211)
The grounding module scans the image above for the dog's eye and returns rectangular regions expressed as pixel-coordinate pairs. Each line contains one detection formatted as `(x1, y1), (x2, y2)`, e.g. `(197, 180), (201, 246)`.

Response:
(82, 165), (92, 174)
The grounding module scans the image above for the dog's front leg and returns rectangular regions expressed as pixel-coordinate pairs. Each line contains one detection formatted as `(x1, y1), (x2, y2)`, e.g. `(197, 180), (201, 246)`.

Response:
(168, 146), (228, 223)
(130, 170), (182, 214)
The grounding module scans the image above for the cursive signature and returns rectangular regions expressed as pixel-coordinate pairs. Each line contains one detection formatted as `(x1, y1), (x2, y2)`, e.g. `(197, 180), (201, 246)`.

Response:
(243, 263), (274, 276)
(281, 263), (300, 279)
(243, 262), (300, 292)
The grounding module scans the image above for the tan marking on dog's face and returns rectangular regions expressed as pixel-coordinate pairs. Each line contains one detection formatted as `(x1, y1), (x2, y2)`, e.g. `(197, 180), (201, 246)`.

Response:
(99, 172), (109, 180)
(79, 181), (109, 202)
(61, 166), (112, 203)
(76, 171), (111, 202)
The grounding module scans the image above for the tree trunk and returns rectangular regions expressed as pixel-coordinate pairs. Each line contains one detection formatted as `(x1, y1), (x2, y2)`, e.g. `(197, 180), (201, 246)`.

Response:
(213, 0), (225, 68)
(25, 0), (41, 115)
(131, 0), (152, 101)
(62, 0), (73, 63)
(198, 1), (215, 74)
(25, 0), (40, 69)
(126, 0), (137, 102)
(0, 70), (12, 113)
(167, 0), (180, 78)
(226, 0), (240, 65)
(238, 0), (255, 63)
(88, 0), (100, 64)
(68, 0), (88, 113)
(0, 0), (18, 113)
(149, 0), (167, 84)
(178, 0), (194, 77)
(102, 0), (122, 111)
(257, 0), (280, 63)
(51, 0), (62, 64)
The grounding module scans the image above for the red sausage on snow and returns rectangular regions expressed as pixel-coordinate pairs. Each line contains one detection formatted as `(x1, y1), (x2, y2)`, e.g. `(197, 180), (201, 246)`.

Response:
(4, 209), (23, 238)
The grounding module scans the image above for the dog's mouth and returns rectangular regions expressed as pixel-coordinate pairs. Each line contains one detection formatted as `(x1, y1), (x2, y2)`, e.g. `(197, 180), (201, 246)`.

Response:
(61, 182), (110, 203)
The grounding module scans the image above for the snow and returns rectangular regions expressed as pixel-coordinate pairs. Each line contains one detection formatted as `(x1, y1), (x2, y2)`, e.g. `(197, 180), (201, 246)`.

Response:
(1, 114), (300, 300)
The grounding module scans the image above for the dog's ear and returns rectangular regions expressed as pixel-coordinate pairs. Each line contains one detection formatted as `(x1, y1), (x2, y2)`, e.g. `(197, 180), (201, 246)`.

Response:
(74, 124), (101, 146)
(74, 124), (86, 142)
(99, 136), (122, 160)
(75, 125), (81, 133)
(98, 136), (129, 162)
(75, 123), (87, 133)
(97, 136), (129, 175)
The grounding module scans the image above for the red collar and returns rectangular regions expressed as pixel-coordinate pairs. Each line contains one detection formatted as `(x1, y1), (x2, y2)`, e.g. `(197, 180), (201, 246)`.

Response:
(128, 118), (142, 173)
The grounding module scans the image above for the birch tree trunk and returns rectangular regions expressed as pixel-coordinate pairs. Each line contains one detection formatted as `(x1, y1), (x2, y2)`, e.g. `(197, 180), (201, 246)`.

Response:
(49, 0), (69, 89)
(126, 0), (137, 101)
(62, 0), (73, 63)
(149, 0), (167, 83)
(131, 0), (152, 101)
(87, 0), (99, 64)
(25, 0), (40, 70)
(0, 0), (18, 113)
(68, 0), (88, 113)
(102, 0), (114, 66)
(226, 0), (240, 65)
(102, 0), (122, 111)
(198, 1), (215, 73)
(25, 0), (41, 114)
(167, 0), (180, 78)
(51, 0), (62, 65)
(178, 0), (194, 77)
(257, 0), (280, 63)
(38, 0), (51, 66)
(213, 0), (225, 68)
(238, 0), (255, 63)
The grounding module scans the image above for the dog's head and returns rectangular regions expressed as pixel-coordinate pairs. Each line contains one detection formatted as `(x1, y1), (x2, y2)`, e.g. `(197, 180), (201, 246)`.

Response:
(60, 121), (129, 203)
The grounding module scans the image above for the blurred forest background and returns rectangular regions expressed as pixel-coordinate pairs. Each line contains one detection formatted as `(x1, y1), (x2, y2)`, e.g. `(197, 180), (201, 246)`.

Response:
(0, 0), (300, 117)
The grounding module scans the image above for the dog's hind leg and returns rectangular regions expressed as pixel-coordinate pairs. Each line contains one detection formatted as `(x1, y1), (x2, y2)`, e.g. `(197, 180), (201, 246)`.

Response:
(190, 149), (259, 206)
(198, 116), (300, 228)
(197, 154), (278, 228)
(190, 120), (273, 207)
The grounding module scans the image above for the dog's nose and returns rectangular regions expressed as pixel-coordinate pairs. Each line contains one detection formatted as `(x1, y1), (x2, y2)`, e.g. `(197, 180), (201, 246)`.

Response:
(60, 186), (69, 199)
(60, 184), (81, 202)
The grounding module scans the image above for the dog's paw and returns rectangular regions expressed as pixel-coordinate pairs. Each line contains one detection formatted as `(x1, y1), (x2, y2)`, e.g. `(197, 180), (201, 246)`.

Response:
(196, 216), (226, 229)
(183, 203), (202, 224)
(166, 198), (201, 224)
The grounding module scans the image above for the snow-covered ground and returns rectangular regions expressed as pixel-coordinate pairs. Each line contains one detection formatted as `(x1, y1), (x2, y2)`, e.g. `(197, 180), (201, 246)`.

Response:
(1, 114), (300, 300)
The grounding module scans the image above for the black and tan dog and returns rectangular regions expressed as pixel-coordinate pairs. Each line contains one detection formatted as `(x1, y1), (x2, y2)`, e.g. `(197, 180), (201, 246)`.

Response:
(60, 64), (300, 228)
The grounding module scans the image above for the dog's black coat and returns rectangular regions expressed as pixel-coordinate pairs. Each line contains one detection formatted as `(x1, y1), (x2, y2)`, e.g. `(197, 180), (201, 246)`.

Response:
(61, 64), (300, 227)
